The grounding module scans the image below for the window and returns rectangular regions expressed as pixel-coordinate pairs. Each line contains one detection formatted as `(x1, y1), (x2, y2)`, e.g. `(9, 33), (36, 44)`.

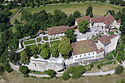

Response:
(80, 55), (81, 57)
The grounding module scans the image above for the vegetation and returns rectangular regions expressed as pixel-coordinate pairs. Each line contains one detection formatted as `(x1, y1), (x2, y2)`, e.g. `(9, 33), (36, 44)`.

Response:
(78, 20), (89, 33)
(40, 50), (50, 59)
(45, 69), (57, 78)
(50, 42), (59, 58)
(43, 36), (48, 41)
(86, 5), (93, 17)
(62, 65), (86, 80)
(20, 51), (29, 64)
(0, 66), (4, 75)
(64, 29), (77, 42)
(58, 37), (72, 58)
(19, 66), (30, 76)
(115, 65), (124, 74)
(24, 40), (36, 45)
(37, 37), (42, 42)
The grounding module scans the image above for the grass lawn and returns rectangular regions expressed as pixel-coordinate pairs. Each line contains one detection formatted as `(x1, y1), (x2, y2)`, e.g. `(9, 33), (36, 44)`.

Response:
(24, 39), (36, 45)
(50, 40), (60, 45)
(24, 2), (124, 16)
(3, 71), (125, 83)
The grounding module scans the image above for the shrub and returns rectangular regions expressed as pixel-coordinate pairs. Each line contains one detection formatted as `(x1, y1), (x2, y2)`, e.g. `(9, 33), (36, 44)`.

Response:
(115, 65), (124, 74)
(4, 63), (13, 73)
(19, 66), (30, 76)
(45, 69), (56, 78)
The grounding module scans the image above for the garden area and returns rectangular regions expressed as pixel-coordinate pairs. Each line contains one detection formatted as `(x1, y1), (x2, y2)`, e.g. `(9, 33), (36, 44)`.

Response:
(24, 39), (36, 45)
(37, 37), (42, 42)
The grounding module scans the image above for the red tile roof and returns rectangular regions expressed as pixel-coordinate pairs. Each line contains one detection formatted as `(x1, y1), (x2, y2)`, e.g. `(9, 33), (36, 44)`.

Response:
(98, 35), (111, 46)
(76, 14), (116, 25)
(91, 16), (105, 23)
(76, 16), (90, 23)
(71, 40), (98, 55)
(68, 25), (78, 30)
(104, 14), (114, 25)
(47, 26), (67, 35)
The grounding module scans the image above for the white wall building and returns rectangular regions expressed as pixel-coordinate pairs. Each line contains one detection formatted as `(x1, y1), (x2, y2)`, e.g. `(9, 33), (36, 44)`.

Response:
(47, 26), (67, 39)
(96, 34), (120, 54)
(70, 40), (105, 65)
(75, 14), (121, 33)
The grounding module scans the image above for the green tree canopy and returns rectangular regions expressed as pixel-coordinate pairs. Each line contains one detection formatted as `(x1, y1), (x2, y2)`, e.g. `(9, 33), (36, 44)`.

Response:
(45, 69), (57, 78)
(58, 37), (72, 56)
(78, 20), (89, 33)
(50, 43), (59, 58)
(64, 29), (77, 42)
(19, 66), (30, 75)
(20, 51), (29, 64)
(115, 65), (124, 74)
(40, 50), (50, 59)
(86, 5), (93, 18)
(73, 10), (81, 19)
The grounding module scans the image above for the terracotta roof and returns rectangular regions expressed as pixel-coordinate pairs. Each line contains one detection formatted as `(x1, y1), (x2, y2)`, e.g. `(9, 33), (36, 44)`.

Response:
(72, 40), (98, 55)
(98, 35), (111, 46)
(104, 14), (114, 25)
(76, 16), (90, 23)
(76, 14), (116, 25)
(109, 34), (118, 39)
(47, 26), (67, 35)
(68, 25), (78, 30)
(91, 16), (105, 23)
(97, 48), (105, 53)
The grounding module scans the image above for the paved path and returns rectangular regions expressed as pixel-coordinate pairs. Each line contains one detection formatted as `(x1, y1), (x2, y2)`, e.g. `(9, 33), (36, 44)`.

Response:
(83, 70), (115, 76)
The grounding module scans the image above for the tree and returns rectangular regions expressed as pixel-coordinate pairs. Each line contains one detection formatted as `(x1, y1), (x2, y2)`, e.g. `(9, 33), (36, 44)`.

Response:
(4, 63), (13, 73)
(20, 51), (29, 64)
(115, 65), (124, 74)
(73, 10), (81, 19)
(58, 37), (72, 57)
(78, 20), (89, 33)
(9, 52), (20, 64)
(30, 45), (38, 55)
(50, 42), (59, 58)
(40, 50), (50, 59)
(53, 9), (67, 25)
(64, 29), (76, 42)
(65, 14), (75, 26)
(71, 66), (85, 79)
(45, 69), (57, 78)
(86, 5), (93, 18)
(19, 66), (30, 75)
(21, 10), (32, 21)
